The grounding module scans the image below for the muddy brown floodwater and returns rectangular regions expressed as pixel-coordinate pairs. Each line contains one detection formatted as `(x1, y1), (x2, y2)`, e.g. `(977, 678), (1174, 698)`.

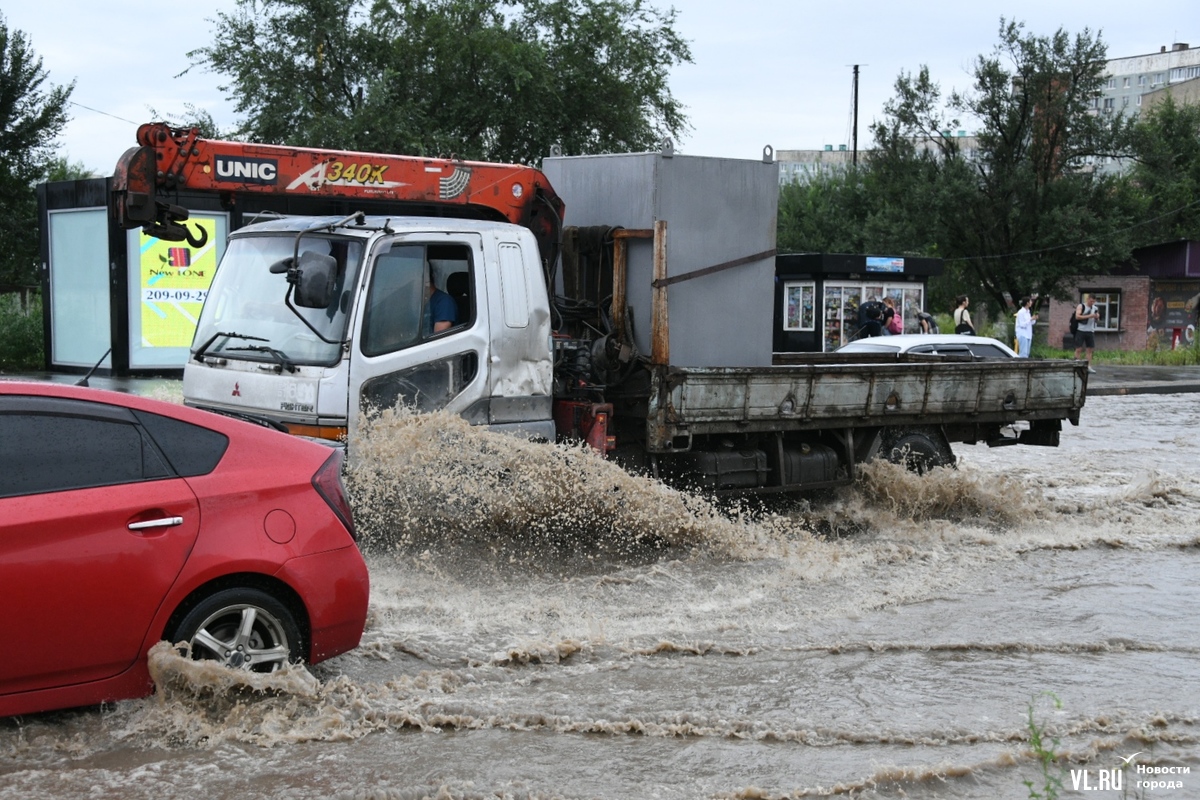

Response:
(2, 393), (1197, 799)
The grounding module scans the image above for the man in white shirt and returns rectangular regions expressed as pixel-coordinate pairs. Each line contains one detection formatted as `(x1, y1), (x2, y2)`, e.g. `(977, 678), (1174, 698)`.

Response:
(1014, 296), (1037, 358)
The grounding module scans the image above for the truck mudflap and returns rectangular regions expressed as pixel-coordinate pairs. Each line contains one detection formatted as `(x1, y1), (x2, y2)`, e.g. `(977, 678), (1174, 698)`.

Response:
(643, 360), (1086, 454)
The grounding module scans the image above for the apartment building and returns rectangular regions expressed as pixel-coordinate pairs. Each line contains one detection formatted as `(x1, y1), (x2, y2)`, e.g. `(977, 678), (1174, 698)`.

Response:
(776, 145), (854, 184)
(1096, 41), (1200, 116)
(777, 133), (978, 184)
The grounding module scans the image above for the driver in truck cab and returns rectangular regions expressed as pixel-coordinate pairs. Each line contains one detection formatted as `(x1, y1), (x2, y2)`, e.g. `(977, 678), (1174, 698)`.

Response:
(426, 270), (457, 334)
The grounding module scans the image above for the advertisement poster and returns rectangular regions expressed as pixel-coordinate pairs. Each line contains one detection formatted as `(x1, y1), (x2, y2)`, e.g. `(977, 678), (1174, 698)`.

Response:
(1147, 280), (1200, 345)
(138, 218), (220, 349)
(866, 256), (904, 273)
(784, 282), (815, 331)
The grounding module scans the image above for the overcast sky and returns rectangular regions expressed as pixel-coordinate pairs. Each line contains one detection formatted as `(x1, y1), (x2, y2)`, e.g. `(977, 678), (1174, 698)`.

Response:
(6, 1), (1198, 173)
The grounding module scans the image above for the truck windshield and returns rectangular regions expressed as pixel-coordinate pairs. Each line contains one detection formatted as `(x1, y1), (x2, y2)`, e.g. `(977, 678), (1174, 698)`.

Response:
(192, 234), (363, 366)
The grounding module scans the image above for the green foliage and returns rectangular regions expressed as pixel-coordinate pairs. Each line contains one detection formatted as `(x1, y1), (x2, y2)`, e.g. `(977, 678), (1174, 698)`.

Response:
(189, 0), (691, 164)
(0, 13), (72, 289)
(880, 20), (1134, 309)
(43, 155), (98, 182)
(146, 103), (230, 140)
(862, 121), (966, 257)
(778, 19), (1150, 314)
(1024, 691), (1064, 800)
(0, 15), (73, 185)
(777, 169), (867, 254)
(926, 263), (976, 319)
(0, 293), (44, 370)
(0, 172), (37, 289)
(1126, 97), (1200, 244)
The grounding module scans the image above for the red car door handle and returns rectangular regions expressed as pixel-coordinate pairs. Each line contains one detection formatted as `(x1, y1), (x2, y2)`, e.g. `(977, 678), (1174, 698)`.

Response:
(127, 516), (184, 531)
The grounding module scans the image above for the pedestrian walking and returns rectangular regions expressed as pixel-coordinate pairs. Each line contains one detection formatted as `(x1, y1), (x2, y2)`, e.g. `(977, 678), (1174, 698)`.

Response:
(953, 296), (975, 335)
(1014, 296), (1037, 358)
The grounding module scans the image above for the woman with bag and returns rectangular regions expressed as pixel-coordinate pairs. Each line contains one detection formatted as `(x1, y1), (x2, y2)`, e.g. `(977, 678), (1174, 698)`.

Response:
(953, 295), (975, 335)
(883, 297), (904, 334)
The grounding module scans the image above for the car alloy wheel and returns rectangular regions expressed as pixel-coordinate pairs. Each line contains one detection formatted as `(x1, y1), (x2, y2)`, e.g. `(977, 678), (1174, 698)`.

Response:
(172, 588), (302, 672)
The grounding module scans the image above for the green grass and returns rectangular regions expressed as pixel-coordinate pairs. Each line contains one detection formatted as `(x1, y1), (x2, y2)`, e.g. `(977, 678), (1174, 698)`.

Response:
(1032, 338), (1200, 366)
(935, 309), (1200, 365)
(0, 293), (44, 371)
(1024, 692), (1065, 800)
(932, 312), (1010, 342)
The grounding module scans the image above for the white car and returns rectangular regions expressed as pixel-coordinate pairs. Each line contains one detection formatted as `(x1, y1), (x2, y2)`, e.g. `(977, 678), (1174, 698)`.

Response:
(836, 333), (1017, 359)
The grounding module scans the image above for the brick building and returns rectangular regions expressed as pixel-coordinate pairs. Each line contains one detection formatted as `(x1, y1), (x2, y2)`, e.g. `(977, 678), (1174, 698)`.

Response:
(1048, 240), (1200, 351)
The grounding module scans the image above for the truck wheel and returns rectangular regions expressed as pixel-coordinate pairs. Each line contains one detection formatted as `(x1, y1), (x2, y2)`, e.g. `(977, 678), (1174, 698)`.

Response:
(170, 588), (303, 672)
(881, 427), (954, 475)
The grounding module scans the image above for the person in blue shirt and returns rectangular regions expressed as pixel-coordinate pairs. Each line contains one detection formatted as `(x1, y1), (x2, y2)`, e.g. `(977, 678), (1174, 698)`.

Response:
(426, 276), (457, 335)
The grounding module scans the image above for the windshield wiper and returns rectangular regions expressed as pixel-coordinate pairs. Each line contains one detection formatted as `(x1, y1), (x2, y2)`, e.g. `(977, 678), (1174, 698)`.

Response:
(193, 331), (268, 364)
(224, 344), (298, 373)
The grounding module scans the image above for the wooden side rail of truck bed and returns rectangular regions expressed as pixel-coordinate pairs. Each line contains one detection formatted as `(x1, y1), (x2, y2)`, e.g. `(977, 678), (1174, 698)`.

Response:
(643, 358), (1087, 453)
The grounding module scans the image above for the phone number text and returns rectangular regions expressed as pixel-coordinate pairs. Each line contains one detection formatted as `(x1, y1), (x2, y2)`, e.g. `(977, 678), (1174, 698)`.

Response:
(143, 289), (208, 303)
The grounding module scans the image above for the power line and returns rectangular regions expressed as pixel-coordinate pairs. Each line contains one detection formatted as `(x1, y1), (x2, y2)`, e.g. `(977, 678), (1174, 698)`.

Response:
(68, 101), (137, 126)
(944, 197), (1200, 263)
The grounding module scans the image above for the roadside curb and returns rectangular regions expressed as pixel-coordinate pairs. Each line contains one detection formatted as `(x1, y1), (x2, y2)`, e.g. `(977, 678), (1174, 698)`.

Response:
(1088, 382), (1200, 397)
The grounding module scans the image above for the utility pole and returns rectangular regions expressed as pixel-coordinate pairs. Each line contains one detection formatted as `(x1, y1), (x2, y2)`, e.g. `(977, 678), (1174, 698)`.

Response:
(852, 64), (860, 167)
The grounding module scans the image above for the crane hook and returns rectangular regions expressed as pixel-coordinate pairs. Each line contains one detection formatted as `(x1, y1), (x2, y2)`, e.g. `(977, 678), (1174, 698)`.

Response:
(184, 223), (208, 249)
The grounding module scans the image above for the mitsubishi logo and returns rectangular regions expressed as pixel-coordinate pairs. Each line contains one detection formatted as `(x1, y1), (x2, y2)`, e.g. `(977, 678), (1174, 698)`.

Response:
(232, 382), (241, 397)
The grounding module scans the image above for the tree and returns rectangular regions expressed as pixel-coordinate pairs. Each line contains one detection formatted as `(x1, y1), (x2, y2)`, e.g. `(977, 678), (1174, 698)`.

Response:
(0, 13), (73, 289)
(189, 0), (691, 164)
(43, 156), (97, 182)
(147, 103), (230, 140)
(777, 168), (868, 254)
(1125, 96), (1200, 244)
(866, 20), (1137, 310)
(860, 115), (975, 259)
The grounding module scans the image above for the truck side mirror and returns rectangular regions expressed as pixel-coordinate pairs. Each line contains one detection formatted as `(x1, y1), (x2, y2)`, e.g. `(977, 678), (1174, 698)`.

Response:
(292, 251), (338, 308)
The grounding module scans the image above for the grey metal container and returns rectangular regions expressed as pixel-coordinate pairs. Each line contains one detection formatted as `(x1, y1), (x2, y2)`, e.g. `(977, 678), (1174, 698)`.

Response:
(542, 146), (779, 367)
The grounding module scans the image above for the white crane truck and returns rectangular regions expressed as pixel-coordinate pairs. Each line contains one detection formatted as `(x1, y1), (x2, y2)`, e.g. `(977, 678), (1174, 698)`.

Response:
(112, 125), (1086, 494)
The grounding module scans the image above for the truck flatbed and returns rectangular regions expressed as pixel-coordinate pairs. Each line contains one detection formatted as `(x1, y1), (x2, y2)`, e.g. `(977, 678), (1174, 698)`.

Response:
(643, 355), (1086, 454)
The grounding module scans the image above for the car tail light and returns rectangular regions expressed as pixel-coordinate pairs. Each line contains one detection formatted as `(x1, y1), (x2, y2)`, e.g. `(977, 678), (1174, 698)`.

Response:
(312, 450), (357, 540)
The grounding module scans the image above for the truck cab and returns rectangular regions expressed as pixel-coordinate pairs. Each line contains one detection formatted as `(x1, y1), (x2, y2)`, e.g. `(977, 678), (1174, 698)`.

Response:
(183, 215), (554, 443)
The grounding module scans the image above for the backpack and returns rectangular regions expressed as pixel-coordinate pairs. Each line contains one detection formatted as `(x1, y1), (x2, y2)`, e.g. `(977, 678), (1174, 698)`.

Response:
(1069, 305), (1081, 335)
(858, 300), (884, 325)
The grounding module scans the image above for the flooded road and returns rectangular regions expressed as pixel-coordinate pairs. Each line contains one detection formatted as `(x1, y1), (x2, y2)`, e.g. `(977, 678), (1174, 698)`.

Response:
(2, 392), (1197, 799)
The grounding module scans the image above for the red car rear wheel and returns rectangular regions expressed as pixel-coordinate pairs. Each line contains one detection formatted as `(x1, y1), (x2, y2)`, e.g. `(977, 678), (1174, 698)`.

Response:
(171, 588), (303, 672)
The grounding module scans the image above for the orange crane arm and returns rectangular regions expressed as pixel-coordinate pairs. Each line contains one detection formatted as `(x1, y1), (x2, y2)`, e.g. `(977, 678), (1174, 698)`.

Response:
(112, 122), (564, 266)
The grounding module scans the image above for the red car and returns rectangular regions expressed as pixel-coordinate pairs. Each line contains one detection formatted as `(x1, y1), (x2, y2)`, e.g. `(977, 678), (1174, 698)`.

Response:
(0, 381), (369, 717)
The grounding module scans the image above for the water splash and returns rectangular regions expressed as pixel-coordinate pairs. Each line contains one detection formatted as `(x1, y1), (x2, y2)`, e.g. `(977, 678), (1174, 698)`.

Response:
(344, 408), (795, 565)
